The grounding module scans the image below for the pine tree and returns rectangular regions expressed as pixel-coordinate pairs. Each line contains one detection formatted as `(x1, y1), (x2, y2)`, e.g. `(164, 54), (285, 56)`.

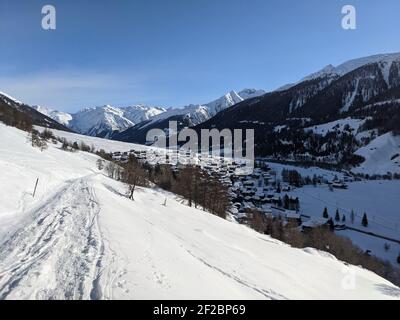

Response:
(397, 254), (400, 264)
(327, 218), (334, 231)
(335, 209), (340, 222)
(362, 213), (368, 227)
(312, 174), (318, 187)
(323, 207), (329, 219)
(283, 194), (290, 210)
(294, 197), (300, 212)
(342, 214), (346, 223)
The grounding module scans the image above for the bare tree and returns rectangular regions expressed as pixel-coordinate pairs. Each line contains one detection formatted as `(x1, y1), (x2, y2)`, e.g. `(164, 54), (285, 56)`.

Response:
(105, 162), (119, 179)
(122, 156), (148, 200)
(96, 159), (105, 170)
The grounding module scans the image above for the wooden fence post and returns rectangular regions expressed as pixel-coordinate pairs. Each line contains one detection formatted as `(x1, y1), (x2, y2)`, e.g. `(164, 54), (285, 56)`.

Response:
(33, 178), (39, 198)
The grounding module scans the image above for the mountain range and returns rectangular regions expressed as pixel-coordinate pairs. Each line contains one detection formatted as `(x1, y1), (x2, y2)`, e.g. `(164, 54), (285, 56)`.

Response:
(31, 88), (265, 139)
(0, 91), (72, 132)
(199, 52), (400, 124)
(2, 52), (400, 171)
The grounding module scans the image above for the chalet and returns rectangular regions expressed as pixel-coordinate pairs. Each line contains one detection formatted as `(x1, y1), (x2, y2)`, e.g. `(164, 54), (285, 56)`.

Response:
(254, 191), (265, 199)
(261, 197), (272, 204)
(271, 196), (282, 206)
(251, 172), (261, 179)
(243, 180), (255, 187)
(261, 205), (272, 216)
(285, 211), (302, 225)
(236, 211), (248, 224)
(229, 207), (239, 215)
(332, 182), (348, 189)
(271, 206), (286, 219)
(301, 217), (330, 232)
(112, 153), (121, 161)
(233, 202), (242, 209)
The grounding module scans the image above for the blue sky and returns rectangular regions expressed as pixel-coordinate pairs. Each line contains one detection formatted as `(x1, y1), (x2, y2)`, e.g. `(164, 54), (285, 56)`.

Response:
(0, 0), (400, 112)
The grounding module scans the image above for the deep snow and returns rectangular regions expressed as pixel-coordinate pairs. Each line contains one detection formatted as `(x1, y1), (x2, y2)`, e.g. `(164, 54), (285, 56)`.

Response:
(0, 123), (399, 300)
(286, 181), (400, 265)
(354, 132), (400, 175)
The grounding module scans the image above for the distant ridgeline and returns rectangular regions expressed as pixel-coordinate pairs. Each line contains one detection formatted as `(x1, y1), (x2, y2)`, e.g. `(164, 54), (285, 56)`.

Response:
(0, 93), (73, 133)
(193, 54), (400, 165)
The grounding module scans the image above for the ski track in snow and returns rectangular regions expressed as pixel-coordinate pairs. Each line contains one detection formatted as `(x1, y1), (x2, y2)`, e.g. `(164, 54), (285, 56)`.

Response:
(184, 248), (288, 300)
(0, 177), (110, 300)
(1, 124), (399, 300)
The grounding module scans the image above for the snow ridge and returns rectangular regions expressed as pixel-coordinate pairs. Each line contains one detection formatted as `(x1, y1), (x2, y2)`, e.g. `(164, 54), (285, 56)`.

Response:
(278, 52), (400, 91)
(31, 89), (264, 138)
(33, 106), (73, 126)
(0, 178), (104, 300)
(140, 89), (265, 129)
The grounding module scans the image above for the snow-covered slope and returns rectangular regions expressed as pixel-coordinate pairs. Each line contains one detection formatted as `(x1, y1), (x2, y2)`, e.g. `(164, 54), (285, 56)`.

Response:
(32, 103), (166, 138)
(69, 105), (134, 138)
(280, 52), (400, 91)
(139, 90), (264, 130)
(353, 132), (400, 175)
(33, 89), (264, 138)
(33, 106), (73, 127)
(0, 123), (398, 300)
(238, 88), (266, 100)
(0, 91), (23, 105)
(68, 105), (166, 138)
(304, 118), (365, 137)
(0, 92), (73, 132)
(304, 53), (400, 82)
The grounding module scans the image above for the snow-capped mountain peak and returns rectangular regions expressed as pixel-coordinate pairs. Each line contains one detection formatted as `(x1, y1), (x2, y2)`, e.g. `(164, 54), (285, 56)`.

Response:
(68, 104), (167, 138)
(280, 52), (400, 91)
(33, 106), (73, 127)
(32, 88), (265, 138)
(138, 89), (265, 130)
(238, 88), (266, 100)
(0, 91), (23, 106)
(309, 53), (400, 81)
(301, 64), (336, 82)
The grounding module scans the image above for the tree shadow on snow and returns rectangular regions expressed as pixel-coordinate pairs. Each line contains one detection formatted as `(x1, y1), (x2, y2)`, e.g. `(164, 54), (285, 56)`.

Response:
(374, 283), (400, 298)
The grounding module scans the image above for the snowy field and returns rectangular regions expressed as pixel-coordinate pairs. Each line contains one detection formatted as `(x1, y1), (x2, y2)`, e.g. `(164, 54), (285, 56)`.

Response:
(265, 161), (344, 182)
(286, 181), (400, 265)
(1, 123), (399, 299)
(36, 126), (149, 153)
(353, 132), (400, 175)
(304, 118), (365, 137)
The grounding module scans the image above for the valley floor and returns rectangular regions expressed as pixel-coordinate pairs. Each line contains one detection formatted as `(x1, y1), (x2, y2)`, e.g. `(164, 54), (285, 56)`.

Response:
(285, 180), (400, 265)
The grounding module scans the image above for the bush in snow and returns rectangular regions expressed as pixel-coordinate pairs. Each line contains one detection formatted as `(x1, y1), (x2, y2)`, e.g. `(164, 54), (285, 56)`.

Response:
(30, 130), (48, 152)
(96, 159), (105, 170)
(40, 128), (55, 141)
